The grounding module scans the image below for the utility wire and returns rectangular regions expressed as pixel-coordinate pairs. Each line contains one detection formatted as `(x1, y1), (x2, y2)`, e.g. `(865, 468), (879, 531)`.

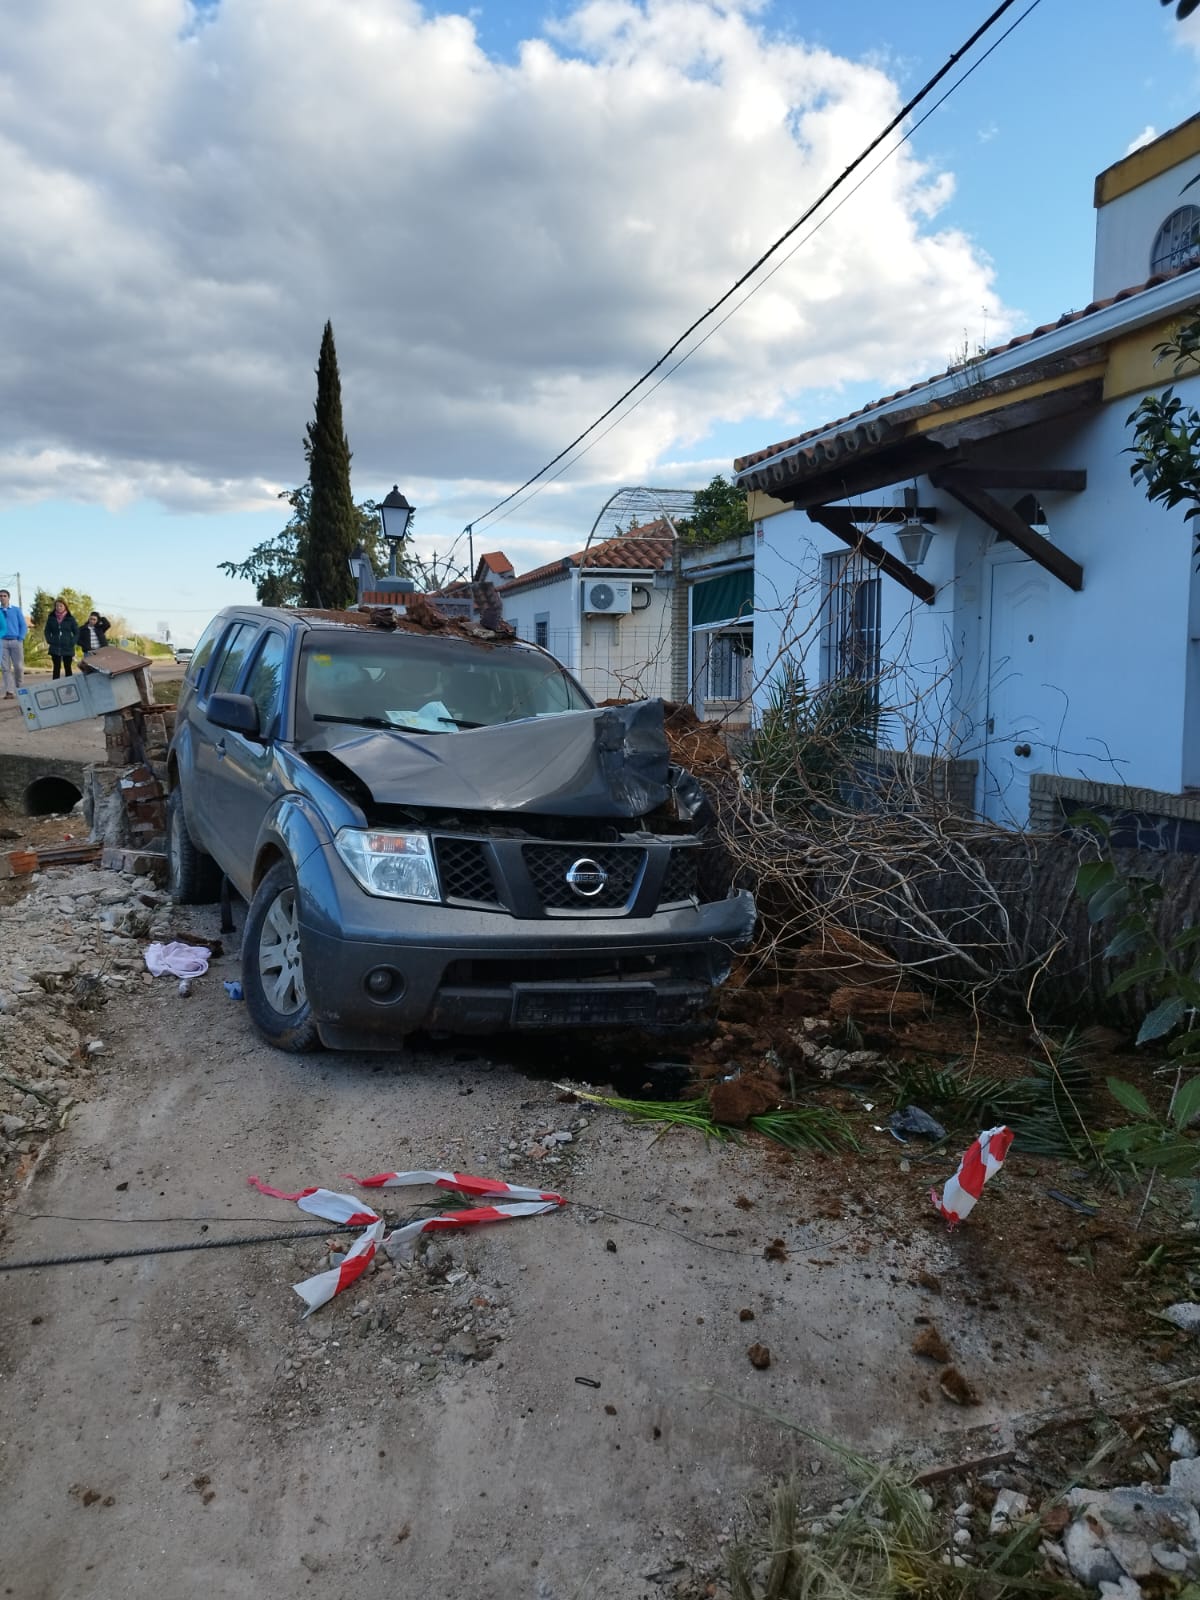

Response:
(477, 0), (1041, 535)
(468, 0), (1029, 534)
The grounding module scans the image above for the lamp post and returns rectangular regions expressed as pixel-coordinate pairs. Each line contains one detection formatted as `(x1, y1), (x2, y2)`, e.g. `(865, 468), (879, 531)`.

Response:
(379, 485), (415, 578)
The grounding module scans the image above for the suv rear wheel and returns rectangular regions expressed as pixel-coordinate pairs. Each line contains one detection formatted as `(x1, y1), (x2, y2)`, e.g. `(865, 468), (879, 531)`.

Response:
(167, 787), (222, 905)
(243, 861), (321, 1053)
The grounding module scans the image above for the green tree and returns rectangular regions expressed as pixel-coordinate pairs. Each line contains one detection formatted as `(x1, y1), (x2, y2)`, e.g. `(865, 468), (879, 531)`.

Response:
(1127, 311), (1200, 564)
(677, 475), (752, 547)
(219, 484), (385, 606)
(300, 321), (358, 608)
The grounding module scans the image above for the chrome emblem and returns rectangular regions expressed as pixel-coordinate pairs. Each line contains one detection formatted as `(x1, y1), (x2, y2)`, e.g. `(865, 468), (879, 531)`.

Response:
(565, 857), (608, 898)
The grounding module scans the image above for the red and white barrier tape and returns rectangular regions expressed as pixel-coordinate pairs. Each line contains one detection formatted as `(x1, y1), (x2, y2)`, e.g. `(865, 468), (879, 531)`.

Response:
(250, 1169), (566, 1314)
(293, 1220), (385, 1316)
(931, 1126), (1013, 1228)
(347, 1169), (563, 1204)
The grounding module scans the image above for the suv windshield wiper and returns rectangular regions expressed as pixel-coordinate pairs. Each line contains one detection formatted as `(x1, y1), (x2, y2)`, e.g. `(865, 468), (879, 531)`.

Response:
(312, 714), (393, 729)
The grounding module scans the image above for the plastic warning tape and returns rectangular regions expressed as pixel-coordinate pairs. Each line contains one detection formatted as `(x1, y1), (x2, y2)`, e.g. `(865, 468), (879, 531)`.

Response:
(292, 1219), (385, 1316)
(250, 1169), (566, 1313)
(930, 1125), (1013, 1228)
(346, 1169), (564, 1205)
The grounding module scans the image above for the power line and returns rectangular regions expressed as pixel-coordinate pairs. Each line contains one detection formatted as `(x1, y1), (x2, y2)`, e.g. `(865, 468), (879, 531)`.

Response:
(478, 0), (1041, 534)
(468, 0), (1031, 533)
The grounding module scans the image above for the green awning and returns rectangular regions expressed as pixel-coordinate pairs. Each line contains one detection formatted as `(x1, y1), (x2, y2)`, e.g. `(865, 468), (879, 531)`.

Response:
(691, 568), (753, 628)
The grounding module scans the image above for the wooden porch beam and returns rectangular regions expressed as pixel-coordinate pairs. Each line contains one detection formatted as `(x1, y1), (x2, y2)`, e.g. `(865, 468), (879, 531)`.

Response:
(936, 466), (1087, 493)
(806, 507), (936, 605)
(932, 477), (1084, 591)
(837, 505), (939, 524)
(781, 441), (954, 509)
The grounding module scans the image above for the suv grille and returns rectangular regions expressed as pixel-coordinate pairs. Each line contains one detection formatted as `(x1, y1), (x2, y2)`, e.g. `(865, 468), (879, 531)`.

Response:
(435, 837), (500, 906)
(522, 844), (644, 910)
(659, 847), (699, 904)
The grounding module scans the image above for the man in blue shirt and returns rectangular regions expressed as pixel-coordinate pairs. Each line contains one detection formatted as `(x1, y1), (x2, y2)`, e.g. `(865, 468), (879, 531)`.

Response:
(0, 590), (27, 698)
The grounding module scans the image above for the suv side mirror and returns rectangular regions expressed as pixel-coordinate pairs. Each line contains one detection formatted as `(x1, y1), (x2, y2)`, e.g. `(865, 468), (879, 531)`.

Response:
(208, 691), (261, 738)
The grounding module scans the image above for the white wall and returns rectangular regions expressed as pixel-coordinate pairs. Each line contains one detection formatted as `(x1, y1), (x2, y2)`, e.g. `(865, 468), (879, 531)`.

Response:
(752, 387), (1199, 814)
(1094, 154), (1200, 298)
(501, 571), (673, 701)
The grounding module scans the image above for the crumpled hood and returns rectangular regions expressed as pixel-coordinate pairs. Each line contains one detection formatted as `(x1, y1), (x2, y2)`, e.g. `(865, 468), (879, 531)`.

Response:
(299, 700), (679, 818)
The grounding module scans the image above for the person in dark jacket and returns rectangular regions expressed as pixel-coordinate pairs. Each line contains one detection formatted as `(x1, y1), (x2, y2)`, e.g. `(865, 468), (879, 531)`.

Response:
(78, 612), (110, 656)
(44, 599), (79, 679)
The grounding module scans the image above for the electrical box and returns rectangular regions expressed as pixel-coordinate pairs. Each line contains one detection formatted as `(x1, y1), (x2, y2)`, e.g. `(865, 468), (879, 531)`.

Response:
(18, 672), (143, 730)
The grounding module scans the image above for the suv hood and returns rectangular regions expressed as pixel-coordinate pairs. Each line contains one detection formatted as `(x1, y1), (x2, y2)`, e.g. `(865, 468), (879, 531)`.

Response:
(299, 699), (693, 819)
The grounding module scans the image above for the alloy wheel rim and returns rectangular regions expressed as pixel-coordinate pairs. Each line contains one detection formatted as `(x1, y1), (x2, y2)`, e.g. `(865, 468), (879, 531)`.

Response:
(258, 886), (307, 1015)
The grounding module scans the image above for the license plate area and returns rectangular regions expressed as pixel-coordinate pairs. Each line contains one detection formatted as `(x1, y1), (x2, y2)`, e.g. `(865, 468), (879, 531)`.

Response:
(511, 982), (658, 1027)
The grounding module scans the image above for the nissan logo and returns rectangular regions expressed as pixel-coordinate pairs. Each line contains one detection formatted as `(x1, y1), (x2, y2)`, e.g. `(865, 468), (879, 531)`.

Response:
(565, 857), (608, 898)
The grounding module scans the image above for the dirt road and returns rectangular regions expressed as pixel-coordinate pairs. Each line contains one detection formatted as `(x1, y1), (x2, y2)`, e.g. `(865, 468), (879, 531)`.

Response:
(0, 873), (1164, 1600)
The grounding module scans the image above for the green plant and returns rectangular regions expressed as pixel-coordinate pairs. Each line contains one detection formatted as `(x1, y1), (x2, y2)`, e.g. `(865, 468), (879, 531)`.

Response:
(1099, 1075), (1200, 1178)
(1073, 820), (1200, 1064)
(1126, 311), (1200, 566)
(742, 660), (889, 818)
(563, 1086), (858, 1153)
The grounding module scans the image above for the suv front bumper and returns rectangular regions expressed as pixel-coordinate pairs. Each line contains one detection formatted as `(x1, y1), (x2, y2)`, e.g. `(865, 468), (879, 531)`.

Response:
(293, 841), (755, 1049)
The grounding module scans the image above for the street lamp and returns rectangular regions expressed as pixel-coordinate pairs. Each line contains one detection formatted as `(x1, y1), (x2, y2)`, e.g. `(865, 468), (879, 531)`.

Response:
(379, 485), (415, 577)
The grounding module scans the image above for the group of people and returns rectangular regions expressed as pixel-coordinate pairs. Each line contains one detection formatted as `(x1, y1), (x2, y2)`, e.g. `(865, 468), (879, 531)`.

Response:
(0, 595), (111, 697)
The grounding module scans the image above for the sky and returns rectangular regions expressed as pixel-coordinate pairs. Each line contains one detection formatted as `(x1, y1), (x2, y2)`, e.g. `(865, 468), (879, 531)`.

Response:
(1, 0), (1199, 643)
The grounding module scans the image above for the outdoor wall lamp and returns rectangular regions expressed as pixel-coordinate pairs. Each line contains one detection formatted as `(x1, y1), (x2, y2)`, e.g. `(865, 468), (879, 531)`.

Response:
(896, 485), (935, 569)
(379, 485), (415, 577)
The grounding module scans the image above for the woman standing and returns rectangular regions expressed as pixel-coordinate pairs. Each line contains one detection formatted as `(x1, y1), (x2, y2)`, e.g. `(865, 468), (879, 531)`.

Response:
(44, 598), (79, 679)
(78, 611), (110, 656)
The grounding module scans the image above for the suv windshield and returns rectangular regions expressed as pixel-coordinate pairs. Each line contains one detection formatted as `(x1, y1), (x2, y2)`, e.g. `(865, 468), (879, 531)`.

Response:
(296, 629), (592, 739)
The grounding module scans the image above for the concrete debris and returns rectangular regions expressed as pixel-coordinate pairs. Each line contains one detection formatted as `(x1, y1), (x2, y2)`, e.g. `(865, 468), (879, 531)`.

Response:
(1161, 1303), (1200, 1333)
(1065, 1486), (1200, 1584)
(989, 1489), (1030, 1536)
(1172, 1425), (1200, 1460)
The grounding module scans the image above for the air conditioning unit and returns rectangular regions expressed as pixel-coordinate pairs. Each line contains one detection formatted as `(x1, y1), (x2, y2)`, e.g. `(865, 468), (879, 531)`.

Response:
(582, 579), (633, 615)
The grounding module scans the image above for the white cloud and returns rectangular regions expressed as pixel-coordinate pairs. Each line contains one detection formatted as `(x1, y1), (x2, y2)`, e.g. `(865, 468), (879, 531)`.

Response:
(1126, 124), (1159, 154)
(0, 0), (1009, 528)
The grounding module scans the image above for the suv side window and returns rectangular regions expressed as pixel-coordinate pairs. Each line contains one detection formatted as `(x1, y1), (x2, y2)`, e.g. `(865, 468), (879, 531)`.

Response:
(244, 631), (287, 736)
(209, 622), (259, 697)
(186, 618), (224, 687)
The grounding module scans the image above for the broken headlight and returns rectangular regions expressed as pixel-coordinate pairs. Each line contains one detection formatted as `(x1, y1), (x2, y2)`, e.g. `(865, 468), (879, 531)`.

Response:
(334, 828), (441, 902)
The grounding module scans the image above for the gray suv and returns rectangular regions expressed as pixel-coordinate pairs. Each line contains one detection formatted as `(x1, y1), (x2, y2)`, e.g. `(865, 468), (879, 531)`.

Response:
(166, 606), (755, 1052)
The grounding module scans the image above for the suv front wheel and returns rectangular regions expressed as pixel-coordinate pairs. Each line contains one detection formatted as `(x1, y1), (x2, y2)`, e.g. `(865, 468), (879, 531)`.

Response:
(167, 787), (222, 905)
(243, 861), (321, 1053)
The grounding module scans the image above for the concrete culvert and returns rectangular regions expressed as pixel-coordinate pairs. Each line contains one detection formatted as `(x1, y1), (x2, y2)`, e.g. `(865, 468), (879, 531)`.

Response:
(22, 776), (83, 817)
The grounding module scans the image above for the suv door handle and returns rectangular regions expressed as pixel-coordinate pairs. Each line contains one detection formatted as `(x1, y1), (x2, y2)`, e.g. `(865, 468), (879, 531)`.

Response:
(216, 738), (227, 760)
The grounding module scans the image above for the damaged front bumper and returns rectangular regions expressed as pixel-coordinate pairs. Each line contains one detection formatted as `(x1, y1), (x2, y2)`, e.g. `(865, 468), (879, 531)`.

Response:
(293, 838), (755, 1049)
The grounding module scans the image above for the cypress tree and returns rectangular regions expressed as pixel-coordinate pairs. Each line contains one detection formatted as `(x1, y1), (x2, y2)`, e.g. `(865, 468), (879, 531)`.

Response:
(300, 321), (358, 608)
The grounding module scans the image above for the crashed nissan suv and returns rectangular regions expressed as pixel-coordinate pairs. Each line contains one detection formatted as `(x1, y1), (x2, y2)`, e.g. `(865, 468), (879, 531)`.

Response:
(166, 606), (755, 1052)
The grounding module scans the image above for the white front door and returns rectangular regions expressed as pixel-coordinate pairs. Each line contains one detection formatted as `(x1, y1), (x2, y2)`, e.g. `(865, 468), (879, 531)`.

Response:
(982, 555), (1057, 826)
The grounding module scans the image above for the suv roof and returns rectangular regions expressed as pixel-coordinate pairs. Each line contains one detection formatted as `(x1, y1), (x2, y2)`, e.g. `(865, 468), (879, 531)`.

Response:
(212, 604), (548, 655)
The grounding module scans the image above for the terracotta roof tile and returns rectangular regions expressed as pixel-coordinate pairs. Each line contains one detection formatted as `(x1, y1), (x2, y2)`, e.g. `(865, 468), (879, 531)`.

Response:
(501, 520), (673, 596)
(733, 263), (1200, 474)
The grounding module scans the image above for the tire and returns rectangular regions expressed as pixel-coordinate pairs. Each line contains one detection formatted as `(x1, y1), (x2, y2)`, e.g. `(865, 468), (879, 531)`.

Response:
(242, 861), (321, 1053)
(167, 786), (222, 905)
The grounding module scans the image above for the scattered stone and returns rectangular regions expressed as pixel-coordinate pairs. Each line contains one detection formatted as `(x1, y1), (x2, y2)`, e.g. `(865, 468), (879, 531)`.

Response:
(1161, 1304), (1200, 1334)
(989, 1489), (1030, 1536)
(1064, 1513), (1124, 1588)
(916, 1270), (941, 1293)
(1169, 1457), (1200, 1507)
(747, 1343), (771, 1370)
(912, 1326), (950, 1363)
(1098, 1579), (1143, 1600)
(937, 1367), (979, 1406)
(1172, 1426), (1200, 1461)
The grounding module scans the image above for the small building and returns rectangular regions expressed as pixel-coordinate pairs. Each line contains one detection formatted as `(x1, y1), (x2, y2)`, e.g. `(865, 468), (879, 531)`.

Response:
(494, 523), (674, 703)
(734, 114), (1200, 840)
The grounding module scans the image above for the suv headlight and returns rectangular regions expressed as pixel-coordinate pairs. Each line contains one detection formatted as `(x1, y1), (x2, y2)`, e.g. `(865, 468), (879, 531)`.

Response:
(334, 829), (441, 902)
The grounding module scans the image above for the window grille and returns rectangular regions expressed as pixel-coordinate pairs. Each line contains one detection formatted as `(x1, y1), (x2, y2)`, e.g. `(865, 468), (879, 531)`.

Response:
(821, 552), (881, 687)
(1151, 206), (1200, 275)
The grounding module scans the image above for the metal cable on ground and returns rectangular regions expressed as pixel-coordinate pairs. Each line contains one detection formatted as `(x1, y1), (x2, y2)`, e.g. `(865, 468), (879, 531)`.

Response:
(0, 1224), (359, 1273)
(467, 0), (1029, 532)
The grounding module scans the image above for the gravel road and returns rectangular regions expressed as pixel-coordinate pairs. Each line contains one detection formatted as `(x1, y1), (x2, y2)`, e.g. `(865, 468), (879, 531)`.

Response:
(0, 875), (1154, 1599)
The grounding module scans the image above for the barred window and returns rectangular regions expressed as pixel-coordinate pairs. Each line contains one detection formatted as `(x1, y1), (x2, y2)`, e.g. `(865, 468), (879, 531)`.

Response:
(1151, 206), (1200, 276)
(820, 552), (880, 686)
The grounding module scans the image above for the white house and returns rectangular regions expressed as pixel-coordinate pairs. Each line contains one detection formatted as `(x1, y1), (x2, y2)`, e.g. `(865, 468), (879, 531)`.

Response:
(490, 523), (675, 703)
(734, 114), (1200, 840)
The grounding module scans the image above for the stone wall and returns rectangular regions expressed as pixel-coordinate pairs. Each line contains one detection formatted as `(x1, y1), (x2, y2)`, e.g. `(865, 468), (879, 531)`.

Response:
(1029, 772), (1200, 853)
